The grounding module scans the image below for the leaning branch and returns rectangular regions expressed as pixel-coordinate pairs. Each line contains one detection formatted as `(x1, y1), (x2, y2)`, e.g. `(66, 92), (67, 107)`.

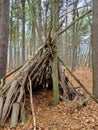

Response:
(52, 10), (92, 43)
(58, 9), (92, 36)
(58, 57), (98, 104)
(29, 76), (36, 130)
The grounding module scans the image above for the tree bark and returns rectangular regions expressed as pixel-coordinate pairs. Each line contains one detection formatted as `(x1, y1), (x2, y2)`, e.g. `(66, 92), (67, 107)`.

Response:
(92, 0), (98, 98)
(51, 0), (59, 105)
(10, 103), (20, 128)
(71, 0), (79, 72)
(21, 0), (26, 64)
(0, 0), (10, 79)
(38, 0), (42, 47)
(8, 0), (14, 71)
(0, 1), (1, 23)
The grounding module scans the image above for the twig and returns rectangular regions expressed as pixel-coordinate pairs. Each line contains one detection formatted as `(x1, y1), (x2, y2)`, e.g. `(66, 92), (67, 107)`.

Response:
(28, 76), (36, 130)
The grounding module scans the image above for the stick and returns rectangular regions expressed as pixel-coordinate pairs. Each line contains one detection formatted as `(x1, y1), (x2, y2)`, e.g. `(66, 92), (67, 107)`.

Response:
(10, 103), (20, 128)
(4, 65), (23, 80)
(58, 57), (98, 104)
(0, 96), (4, 119)
(28, 76), (36, 130)
(20, 102), (27, 124)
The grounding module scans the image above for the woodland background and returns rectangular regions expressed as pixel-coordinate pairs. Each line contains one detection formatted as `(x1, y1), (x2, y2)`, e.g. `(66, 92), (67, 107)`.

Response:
(1, 0), (98, 130)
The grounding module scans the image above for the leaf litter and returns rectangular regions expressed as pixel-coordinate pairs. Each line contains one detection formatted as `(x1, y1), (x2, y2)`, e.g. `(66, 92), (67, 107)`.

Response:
(1, 67), (98, 130)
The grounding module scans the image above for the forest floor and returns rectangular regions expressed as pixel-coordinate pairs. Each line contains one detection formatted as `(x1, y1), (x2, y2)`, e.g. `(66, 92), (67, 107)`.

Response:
(2, 67), (98, 130)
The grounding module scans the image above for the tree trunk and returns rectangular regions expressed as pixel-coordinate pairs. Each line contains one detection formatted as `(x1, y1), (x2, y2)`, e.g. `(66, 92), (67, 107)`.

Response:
(32, 20), (36, 57)
(17, 16), (20, 68)
(8, 0), (14, 71)
(13, 28), (17, 69)
(71, 0), (79, 72)
(16, 0), (20, 68)
(0, 0), (10, 79)
(92, 0), (98, 98)
(44, 0), (49, 42)
(0, 1), (1, 23)
(65, 0), (68, 65)
(51, 0), (59, 105)
(21, 0), (26, 64)
(38, 0), (42, 47)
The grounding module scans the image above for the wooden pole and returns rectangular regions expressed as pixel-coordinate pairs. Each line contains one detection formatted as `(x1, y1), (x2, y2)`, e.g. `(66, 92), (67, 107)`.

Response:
(10, 103), (20, 128)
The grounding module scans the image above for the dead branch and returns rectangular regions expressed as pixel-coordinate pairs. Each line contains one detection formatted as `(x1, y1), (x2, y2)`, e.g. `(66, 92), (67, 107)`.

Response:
(29, 76), (36, 130)
(58, 57), (98, 104)
(10, 103), (20, 128)
(51, 9), (92, 44)
(58, 9), (92, 36)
